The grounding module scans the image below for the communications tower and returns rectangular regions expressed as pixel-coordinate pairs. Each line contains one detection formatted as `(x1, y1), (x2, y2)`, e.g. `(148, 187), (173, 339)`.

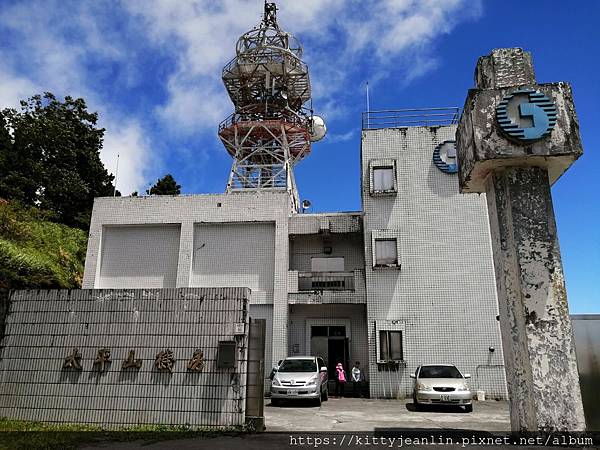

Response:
(218, 2), (326, 211)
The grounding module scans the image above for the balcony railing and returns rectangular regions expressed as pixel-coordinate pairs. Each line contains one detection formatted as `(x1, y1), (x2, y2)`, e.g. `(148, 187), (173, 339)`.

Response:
(362, 108), (460, 130)
(297, 271), (355, 291)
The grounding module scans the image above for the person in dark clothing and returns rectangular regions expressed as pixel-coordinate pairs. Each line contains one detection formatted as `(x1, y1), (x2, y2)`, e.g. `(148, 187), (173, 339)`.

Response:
(351, 361), (365, 397)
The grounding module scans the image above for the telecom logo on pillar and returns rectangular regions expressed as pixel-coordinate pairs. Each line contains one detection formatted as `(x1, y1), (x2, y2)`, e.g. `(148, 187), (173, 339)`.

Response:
(496, 88), (557, 143)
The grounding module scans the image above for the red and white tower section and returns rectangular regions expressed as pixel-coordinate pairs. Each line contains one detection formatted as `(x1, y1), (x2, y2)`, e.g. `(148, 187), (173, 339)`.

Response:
(219, 2), (326, 210)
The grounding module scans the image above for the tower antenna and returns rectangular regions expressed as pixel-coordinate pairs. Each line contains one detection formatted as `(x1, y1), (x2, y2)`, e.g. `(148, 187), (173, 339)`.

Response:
(218, 2), (326, 211)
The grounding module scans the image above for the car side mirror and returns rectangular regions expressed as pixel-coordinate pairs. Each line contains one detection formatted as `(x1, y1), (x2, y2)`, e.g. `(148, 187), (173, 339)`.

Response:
(464, 373), (471, 379)
(320, 366), (328, 372)
(409, 374), (415, 379)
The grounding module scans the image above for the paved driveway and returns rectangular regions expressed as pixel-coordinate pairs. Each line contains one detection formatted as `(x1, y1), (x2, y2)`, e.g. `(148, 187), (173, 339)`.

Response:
(265, 397), (510, 432)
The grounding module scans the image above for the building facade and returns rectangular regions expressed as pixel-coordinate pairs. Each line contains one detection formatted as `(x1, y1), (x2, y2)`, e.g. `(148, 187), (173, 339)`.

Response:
(81, 3), (507, 399)
(81, 120), (508, 399)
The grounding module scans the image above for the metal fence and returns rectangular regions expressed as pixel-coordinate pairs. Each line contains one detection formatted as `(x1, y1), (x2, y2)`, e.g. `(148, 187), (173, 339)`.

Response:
(362, 108), (460, 130)
(297, 272), (355, 291)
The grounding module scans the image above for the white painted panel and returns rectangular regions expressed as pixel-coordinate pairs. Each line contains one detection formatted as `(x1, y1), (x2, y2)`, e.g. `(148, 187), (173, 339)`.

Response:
(98, 225), (180, 288)
(310, 257), (344, 272)
(191, 222), (275, 295)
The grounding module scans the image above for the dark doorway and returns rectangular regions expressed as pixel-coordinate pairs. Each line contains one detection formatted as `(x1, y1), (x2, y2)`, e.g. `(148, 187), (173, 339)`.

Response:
(327, 338), (349, 375)
(309, 325), (349, 394)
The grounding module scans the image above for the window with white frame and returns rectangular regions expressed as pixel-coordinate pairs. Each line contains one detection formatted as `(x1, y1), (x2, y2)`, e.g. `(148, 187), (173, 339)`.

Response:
(379, 330), (403, 361)
(373, 166), (394, 191)
(374, 239), (398, 266)
(369, 159), (397, 195)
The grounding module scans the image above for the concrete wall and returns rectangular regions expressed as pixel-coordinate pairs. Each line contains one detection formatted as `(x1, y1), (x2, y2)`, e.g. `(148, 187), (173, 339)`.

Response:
(191, 222), (275, 303)
(0, 288), (250, 427)
(98, 225), (181, 289)
(289, 233), (364, 273)
(82, 191), (292, 376)
(248, 304), (273, 391)
(361, 126), (507, 399)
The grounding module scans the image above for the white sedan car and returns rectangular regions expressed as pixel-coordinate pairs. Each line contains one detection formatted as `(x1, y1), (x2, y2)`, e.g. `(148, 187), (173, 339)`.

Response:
(410, 364), (473, 412)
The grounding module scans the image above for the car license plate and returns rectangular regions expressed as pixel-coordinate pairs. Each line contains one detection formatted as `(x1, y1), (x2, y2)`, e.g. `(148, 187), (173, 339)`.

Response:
(287, 390), (298, 396)
(440, 395), (450, 402)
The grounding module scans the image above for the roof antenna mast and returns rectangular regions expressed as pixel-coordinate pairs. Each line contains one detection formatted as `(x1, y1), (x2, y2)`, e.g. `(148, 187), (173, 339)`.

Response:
(263, 1), (278, 28)
(218, 2), (327, 212)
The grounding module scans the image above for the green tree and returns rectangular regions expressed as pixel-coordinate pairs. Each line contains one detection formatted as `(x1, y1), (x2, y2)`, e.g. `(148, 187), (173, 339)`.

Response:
(0, 93), (116, 229)
(146, 174), (181, 195)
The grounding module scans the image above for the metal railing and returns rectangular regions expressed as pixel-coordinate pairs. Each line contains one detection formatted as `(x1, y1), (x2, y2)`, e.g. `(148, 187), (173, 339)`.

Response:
(362, 107), (460, 130)
(297, 271), (355, 291)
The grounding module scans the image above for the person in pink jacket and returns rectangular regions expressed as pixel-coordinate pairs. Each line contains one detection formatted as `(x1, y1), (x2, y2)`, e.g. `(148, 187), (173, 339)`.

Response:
(334, 361), (347, 397)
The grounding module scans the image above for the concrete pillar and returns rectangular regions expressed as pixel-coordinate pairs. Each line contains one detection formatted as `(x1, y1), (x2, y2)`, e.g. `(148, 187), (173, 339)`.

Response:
(457, 48), (586, 431)
(176, 221), (194, 288)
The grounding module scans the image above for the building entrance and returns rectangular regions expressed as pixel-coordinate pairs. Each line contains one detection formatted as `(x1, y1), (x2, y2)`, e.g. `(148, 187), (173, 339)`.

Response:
(310, 325), (349, 390)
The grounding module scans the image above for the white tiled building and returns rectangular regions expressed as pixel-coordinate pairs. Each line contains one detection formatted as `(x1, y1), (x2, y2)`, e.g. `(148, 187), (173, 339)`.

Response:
(82, 119), (508, 399)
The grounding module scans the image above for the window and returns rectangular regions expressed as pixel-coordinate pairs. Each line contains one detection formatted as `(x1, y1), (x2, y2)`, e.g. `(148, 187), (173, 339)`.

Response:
(278, 359), (317, 372)
(375, 239), (398, 266)
(379, 330), (403, 361)
(311, 326), (346, 337)
(369, 159), (397, 195)
(373, 167), (394, 191)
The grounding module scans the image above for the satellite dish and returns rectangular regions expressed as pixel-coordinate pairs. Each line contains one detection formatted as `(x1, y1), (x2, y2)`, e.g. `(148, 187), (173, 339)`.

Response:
(302, 199), (311, 210)
(309, 115), (326, 142)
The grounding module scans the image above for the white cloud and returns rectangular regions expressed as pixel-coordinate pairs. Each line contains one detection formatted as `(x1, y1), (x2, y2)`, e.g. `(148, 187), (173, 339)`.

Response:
(158, 74), (231, 134)
(102, 121), (154, 196)
(0, 0), (152, 194)
(0, 69), (38, 109)
(123, 0), (480, 131)
(0, 0), (482, 193)
(327, 130), (355, 143)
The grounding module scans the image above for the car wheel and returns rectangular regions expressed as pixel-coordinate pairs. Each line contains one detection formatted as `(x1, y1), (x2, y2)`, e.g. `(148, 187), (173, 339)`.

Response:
(315, 395), (322, 407)
(322, 388), (328, 401)
(464, 404), (473, 413)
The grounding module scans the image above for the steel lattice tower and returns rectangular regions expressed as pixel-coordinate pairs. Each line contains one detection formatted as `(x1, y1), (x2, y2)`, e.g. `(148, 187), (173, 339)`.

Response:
(219, 2), (325, 211)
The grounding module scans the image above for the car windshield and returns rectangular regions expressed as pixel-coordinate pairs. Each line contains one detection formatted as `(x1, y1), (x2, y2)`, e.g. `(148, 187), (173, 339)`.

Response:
(419, 365), (462, 378)
(278, 359), (317, 372)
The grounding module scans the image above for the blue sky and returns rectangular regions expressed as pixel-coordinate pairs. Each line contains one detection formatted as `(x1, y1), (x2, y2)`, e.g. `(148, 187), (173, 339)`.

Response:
(0, 0), (597, 313)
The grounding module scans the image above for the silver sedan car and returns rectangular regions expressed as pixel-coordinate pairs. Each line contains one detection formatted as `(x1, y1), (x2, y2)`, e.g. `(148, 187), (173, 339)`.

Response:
(411, 364), (473, 412)
(270, 356), (328, 406)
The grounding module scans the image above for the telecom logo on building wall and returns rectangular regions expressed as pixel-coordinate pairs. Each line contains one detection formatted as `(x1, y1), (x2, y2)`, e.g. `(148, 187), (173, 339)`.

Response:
(496, 88), (557, 143)
(433, 140), (458, 174)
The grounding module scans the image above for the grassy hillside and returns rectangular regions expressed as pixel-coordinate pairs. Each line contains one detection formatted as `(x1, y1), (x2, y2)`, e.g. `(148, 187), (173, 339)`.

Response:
(0, 199), (87, 290)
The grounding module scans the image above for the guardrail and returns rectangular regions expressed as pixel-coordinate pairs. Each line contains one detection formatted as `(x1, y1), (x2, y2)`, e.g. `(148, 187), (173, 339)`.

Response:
(362, 108), (460, 130)
(297, 271), (355, 291)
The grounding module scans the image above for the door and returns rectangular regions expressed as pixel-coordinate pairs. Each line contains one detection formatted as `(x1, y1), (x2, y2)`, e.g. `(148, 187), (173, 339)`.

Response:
(311, 336), (328, 363)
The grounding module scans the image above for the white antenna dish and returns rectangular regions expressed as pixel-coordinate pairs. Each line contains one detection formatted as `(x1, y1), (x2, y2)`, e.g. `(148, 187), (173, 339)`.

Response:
(309, 115), (326, 142)
(302, 199), (311, 209)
